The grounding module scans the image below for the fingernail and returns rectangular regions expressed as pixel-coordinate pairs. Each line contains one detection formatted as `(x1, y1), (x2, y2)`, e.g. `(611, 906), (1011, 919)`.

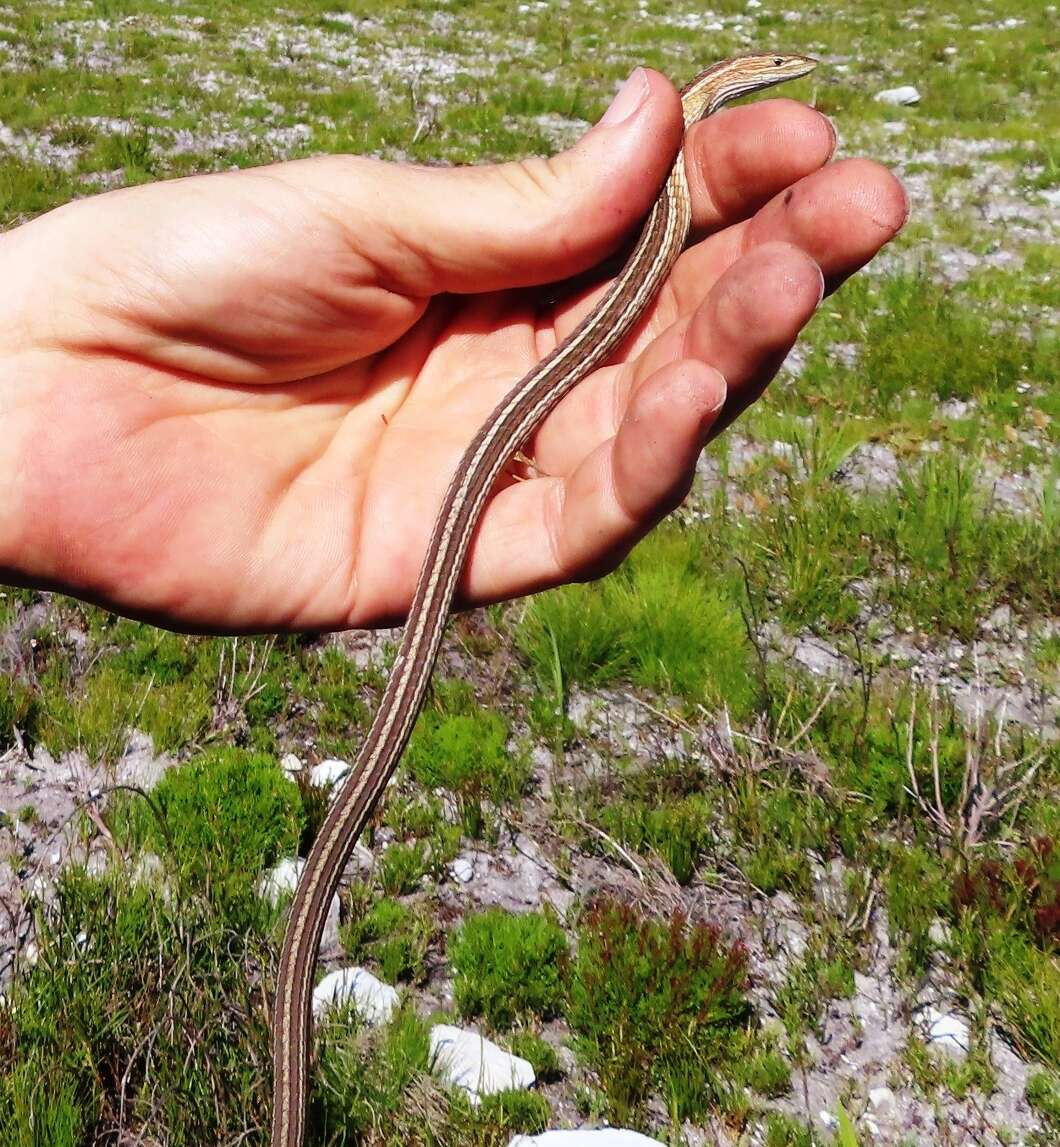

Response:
(599, 68), (650, 126)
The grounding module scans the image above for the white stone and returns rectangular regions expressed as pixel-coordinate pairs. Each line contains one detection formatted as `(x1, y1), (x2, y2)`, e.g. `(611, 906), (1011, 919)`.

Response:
(259, 858), (341, 952)
(818, 1110), (839, 1130)
(938, 398), (974, 420)
(279, 753), (303, 777)
(259, 857), (304, 902)
(928, 918), (952, 948)
(312, 967), (399, 1026)
(510, 1134), (666, 1147)
(450, 856), (474, 884)
(311, 758), (351, 787)
(874, 85), (920, 106)
(923, 1006), (971, 1055)
(868, 1086), (897, 1116)
(430, 1024), (535, 1102)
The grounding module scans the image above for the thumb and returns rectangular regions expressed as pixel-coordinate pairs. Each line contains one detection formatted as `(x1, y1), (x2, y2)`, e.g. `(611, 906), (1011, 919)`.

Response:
(331, 68), (684, 296)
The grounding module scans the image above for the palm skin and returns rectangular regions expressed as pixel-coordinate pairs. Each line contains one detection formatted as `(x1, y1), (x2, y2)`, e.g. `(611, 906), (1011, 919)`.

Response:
(0, 69), (906, 634)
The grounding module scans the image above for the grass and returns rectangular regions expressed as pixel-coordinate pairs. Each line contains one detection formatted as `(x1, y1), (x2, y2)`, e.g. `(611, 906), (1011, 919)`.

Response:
(568, 899), (751, 1128)
(517, 526), (760, 720)
(340, 890), (434, 986)
(0, 0), (1057, 1143)
(448, 908), (568, 1030)
(112, 746), (303, 905)
(404, 681), (530, 839)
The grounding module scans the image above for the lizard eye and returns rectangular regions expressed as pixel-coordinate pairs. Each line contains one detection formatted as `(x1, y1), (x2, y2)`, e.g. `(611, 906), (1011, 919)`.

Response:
(773, 57), (784, 66)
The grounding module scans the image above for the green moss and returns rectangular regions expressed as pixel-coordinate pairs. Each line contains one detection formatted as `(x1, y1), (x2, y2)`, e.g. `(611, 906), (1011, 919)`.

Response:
(406, 681), (530, 838)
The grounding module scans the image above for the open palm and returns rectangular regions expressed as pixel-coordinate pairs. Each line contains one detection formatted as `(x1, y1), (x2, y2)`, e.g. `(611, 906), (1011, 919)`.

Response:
(0, 69), (905, 633)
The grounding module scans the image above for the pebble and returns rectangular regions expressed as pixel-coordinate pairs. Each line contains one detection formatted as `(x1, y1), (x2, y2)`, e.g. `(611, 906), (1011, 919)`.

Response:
(868, 1086), (897, 1117)
(259, 858), (341, 952)
(279, 753), (303, 777)
(922, 1006), (971, 1055)
(874, 85), (920, 106)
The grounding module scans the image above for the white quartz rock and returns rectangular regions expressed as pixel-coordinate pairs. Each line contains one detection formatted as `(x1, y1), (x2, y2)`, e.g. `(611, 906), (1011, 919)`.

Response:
(259, 857), (304, 901)
(311, 758), (351, 787)
(430, 1024), (535, 1102)
(279, 753), (303, 778)
(874, 85), (920, 106)
(922, 1006), (971, 1055)
(259, 858), (341, 952)
(312, 967), (399, 1026)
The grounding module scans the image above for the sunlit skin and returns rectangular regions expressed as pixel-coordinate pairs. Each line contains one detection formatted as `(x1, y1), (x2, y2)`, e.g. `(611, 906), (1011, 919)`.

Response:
(0, 69), (906, 634)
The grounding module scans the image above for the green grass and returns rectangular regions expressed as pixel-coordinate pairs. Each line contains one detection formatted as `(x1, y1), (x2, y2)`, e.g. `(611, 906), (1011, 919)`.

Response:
(1, 867), (275, 1145)
(517, 527), (759, 719)
(405, 681), (530, 839)
(112, 745), (303, 906)
(449, 908), (569, 1030)
(341, 890), (434, 986)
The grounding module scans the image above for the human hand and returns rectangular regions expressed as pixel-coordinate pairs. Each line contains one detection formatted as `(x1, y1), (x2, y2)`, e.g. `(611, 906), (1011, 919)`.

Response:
(0, 68), (906, 633)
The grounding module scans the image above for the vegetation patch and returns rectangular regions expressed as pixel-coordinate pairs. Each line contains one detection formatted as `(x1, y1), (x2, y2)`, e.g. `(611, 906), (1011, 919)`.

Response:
(568, 899), (751, 1126)
(449, 908), (568, 1031)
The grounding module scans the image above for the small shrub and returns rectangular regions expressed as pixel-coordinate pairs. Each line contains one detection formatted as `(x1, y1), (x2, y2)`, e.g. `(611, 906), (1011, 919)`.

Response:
(449, 908), (568, 1029)
(341, 891), (433, 985)
(568, 899), (751, 1124)
(378, 841), (430, 896)
(113, 746), (302, 907)
(406, 683), (530, 837)
(505, 1032), (562, 1081)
